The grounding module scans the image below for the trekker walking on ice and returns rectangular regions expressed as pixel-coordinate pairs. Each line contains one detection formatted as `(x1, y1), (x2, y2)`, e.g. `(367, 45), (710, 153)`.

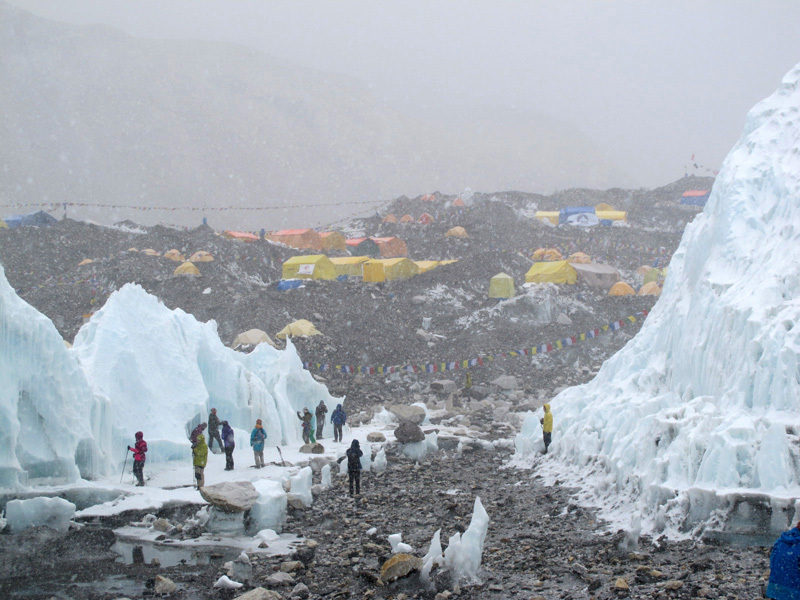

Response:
(540, 403), (553, 454)
(298, 408), (312, 444)
(128, 431), (147, 486)
(315, 400), (328, 439)
(207, 408), (223, 451)
(192, 433), (208, 489)
(250, 419), (267, 468)
(222, 420), (235, 470)
(331, 403), (346, 443)
(346, 439), (363, 496)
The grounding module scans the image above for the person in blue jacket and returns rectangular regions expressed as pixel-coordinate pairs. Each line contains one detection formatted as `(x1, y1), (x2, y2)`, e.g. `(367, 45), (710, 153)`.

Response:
(767, 521), (800, 599)
(331, 404), (347, 443)
(250, 419), (267, 468)
(222, 421), (235, 471)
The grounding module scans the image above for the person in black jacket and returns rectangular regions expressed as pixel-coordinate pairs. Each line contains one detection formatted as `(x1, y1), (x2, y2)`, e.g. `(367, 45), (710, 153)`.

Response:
(346, 440), (363, 496)
(207, 408), (223, 451)
(315, 401), (328, 439)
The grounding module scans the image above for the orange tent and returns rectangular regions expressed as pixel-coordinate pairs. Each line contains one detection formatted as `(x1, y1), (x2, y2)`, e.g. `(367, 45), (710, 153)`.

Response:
(421, 193), (436, 202)
(639, 282), (662, 296)
(532, 248), (563, 262)
(164, 249), (185, 262)
(400, 214), (414, 223)
(222, 231), (260, 242)
(452, 197), (465, 207)
(609, 282), (636, 296)
(268, 229), (322, 251)
(371, 236), (408, 258)
(418, 213), (434, 225)
(567, 252), (591, 264)
(189, 251), (214, 262)
(382, 214), (398, 223)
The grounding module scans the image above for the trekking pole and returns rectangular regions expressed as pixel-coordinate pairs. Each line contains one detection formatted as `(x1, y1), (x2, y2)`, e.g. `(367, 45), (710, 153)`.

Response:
(120, 447), (129, 484)
(276, 446), (286, 467)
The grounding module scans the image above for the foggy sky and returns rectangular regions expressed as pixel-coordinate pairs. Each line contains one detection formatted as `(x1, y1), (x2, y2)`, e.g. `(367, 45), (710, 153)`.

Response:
(8, 0), (800, 190)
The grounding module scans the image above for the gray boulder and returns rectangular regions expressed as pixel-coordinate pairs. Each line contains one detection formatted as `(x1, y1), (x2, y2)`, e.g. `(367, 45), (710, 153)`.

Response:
(234, 588), (283, 600)
(394, 421), (425, 443)
(366, 432), (386, 442)
(430, 380), (457, 394)
(200, 481), (259, 513)
(386, 404), (426, 424)
(299, 443), (325, 454)
(491, 375), (518, 390)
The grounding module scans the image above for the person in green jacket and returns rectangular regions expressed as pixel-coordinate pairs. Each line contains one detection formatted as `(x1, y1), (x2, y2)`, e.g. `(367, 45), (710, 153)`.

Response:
(540, 403), (553, 454)
(192, 433), (208, 489)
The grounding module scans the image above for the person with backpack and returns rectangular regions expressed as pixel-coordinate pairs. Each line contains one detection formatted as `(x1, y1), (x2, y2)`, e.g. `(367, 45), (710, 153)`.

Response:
(190, 422), (207, 447)
(767, 521), (800, 599)
(127, 431), (148, 486)
(250, 419), (267, 468)
(346, 439), (363, 496)
(221, 421), (235, 471)
(331, 403), (346, 443)
(192, 433), (208, 489)
(207, 408), (223, 452)
(315, 401), (328, 439)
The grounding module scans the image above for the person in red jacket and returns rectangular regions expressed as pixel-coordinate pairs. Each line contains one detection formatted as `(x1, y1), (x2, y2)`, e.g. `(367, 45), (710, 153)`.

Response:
(128, 431), (148, 486)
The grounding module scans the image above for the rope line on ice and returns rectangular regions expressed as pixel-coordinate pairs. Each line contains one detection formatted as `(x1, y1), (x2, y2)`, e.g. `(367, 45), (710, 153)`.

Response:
(301, 310), (648, 376)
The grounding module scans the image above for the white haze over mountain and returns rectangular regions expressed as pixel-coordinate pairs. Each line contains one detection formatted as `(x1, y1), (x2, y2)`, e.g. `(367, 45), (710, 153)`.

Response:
(515, 63), (800, 540)
(0, 2), (628, 230)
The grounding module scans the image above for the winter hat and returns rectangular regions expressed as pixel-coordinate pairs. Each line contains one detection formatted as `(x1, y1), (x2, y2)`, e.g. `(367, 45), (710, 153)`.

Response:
(303, 407), (310, 413)
(222, 421), (228, 427)
(211, 408), (217, 413)
(201, 422), (207, 428)
(336, 404), (342, 409)
(256, 419), (262, 426)
(135, 431), (143, 439)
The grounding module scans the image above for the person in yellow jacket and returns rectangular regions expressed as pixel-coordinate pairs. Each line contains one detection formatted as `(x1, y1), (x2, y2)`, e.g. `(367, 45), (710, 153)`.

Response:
(192, 433), (208, 489)
(540, 404), (553, 454)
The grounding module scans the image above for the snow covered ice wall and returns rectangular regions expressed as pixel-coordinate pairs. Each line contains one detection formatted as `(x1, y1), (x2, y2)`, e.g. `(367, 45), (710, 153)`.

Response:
(72, 283), (338, 467)
(0, 264), (110, 488)
(516, 64), (800, 538)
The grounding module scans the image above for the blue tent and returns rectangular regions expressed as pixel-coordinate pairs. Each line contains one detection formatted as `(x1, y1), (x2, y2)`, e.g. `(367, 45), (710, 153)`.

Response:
(2, 211), (58, 228)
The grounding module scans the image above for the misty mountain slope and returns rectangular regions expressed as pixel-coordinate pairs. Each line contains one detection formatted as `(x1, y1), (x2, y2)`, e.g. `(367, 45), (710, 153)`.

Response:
(1, 2), (626, 228)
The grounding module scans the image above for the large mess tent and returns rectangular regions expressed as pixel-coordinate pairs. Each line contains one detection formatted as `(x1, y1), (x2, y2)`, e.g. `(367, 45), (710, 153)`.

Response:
(525, 261), (577, 284)
(330, 256), (369, 278)
(346, 238), (380, 258)
(488, 272), (515, 298)
(363, 258), (419, 282)
(268, 229), (322, 250)
(414, 260), (440, 273)
(320, 231), (346, 252)
(232, 329), (277, 349)
(276, 319), (322, 339)
(281, 255), (336, 280)
(221, 230), (260, 242)
(372, 237), (408, 258)
(571, 262), (620, 288)
(595, 210), (628, 224)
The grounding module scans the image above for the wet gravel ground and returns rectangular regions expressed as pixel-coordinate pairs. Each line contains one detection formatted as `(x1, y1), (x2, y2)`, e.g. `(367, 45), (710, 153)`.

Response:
(0, 444), (770, 600)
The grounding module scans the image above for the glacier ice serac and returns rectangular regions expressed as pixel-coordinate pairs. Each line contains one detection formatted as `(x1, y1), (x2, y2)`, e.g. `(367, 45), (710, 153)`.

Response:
(0, 277), (337, 489)
(515, 63), (800, 539)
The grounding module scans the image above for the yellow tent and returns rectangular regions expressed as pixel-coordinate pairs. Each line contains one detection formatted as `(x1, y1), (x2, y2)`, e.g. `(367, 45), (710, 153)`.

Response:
(596, 210), (627, 223)
(189, 251), (214, 262)
(127, 248), (139, 252)
(595, 202), (614, 212)
(644, 267), (667, 284)
(639, 282), (662, 296)
(164, 249), (185, 262)
(609, 281), (636, 296)
(282, 255), (336, 280)
(276, 319), (322, 339)
(173, 261), (201, 276)
(232, 328), (277, 348)
(330, 256), (369, 278)
(567, 252), (591, 264)
(525, 261), (577, 284)
(438, 259), (459, 266)
(489, 272), (515, 298)
(363, 258), (420, 282)
(445, 226), (469, 238)
(142, 249), (160, 256)
(78, 259), (94, 266)
(532, 248), (563, 261)
(535, 211), (559, 225)
(0, 219), (7, 229)
(414, 260), (440, 273)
